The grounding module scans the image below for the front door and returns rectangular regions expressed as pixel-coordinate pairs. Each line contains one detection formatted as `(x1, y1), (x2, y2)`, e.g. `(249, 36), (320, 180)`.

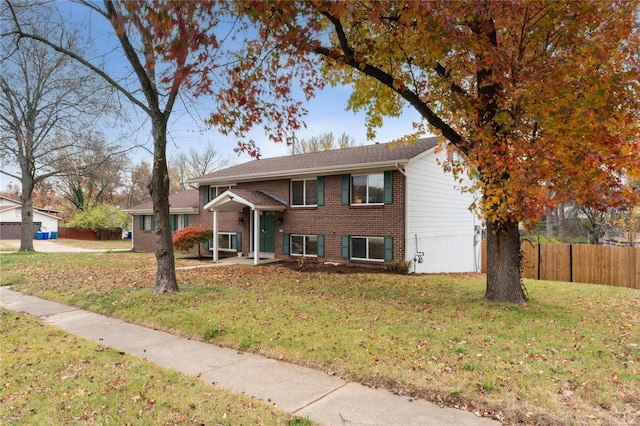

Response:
(259, 211), (276, 253)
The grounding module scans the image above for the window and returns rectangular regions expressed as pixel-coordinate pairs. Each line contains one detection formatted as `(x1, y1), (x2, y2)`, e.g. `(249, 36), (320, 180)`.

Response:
(170, 214), (188, 231)
(351, 173), (384, 204)
(210, 185), (234, 200)
(350, 236), (384, 261)
(291, 179), (318, 206)
(290, 234), (318, 256)
(217, 232), (237, 251)
(139, 215), (154, 230)
(203, 185), (236, 205)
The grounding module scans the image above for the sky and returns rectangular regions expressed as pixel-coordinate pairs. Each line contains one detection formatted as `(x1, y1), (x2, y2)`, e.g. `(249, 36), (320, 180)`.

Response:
(0, 1), (428, 190)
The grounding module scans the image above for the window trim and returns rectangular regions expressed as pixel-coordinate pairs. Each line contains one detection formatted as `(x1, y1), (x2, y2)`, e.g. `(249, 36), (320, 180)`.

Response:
(349, 236), (385, 262)
(289, 234), (319, 257)
(210, 185), (235, 200)
(350, 173), (385, 206)
(216, 232), (237, 252)
(290, 178), (318, 207)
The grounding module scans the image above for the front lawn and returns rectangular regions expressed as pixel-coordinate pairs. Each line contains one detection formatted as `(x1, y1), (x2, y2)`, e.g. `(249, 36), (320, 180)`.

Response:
(0, 308), (306, 425)
(2, 251), (639, 425)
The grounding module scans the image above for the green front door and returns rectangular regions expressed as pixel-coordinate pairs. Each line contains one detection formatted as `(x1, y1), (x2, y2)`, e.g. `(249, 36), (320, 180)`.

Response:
(259, 211), (276, 253)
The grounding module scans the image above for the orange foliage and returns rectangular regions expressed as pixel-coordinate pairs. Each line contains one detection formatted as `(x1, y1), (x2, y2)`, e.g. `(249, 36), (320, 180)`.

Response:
(224, 1), (640, 228)
(173, 227), (213, 252)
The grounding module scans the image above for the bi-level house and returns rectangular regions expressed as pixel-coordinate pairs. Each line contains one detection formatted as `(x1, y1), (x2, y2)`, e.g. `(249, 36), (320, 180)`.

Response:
(185, 137), (481, 273)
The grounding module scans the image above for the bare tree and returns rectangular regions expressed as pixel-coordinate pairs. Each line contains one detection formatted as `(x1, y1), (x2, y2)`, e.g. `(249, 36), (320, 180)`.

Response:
(5, 0), (241, 292)
(296, 132), (359, 153)
(55, 134), (125, 211)
(170, 142), (229, 190)
(122, 161), (152, 208)
(0, 3), (111, 251)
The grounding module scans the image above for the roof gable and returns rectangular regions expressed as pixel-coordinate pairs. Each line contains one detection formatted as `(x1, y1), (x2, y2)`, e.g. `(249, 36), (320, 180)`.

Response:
(192, 137), (439, 185)
(204, 189), (287, 212)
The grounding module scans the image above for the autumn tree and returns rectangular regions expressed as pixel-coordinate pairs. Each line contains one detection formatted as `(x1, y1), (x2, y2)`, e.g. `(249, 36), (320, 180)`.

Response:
(173, 226), (213, 258)
(0, 3), (111, 251)
(5, 0), (245, 293)
(225, 1), (640, 303)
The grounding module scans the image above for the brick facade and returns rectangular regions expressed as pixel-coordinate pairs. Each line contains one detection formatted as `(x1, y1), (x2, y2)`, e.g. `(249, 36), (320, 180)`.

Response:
(199, 170), (406, 264)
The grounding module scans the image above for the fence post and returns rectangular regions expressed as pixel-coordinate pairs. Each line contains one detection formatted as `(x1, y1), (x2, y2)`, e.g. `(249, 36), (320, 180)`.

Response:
(537, 238), (541, 281)
(569, 244), (573, 283)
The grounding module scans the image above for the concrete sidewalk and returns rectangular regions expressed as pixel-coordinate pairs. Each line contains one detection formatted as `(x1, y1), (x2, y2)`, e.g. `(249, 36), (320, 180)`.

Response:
(0, 287), (499, 426)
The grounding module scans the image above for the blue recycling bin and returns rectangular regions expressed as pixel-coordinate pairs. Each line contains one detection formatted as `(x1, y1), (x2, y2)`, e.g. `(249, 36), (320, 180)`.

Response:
(35, 231), (43, 240)
(42, 232), (49, 240)
(51, 231), (58, 239)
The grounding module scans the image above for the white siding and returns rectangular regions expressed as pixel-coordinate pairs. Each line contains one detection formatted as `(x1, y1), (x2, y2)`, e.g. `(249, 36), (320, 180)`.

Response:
(405, 148), (481, 273)
(34, 211), (60, 233)
(0, 207), (59, 233)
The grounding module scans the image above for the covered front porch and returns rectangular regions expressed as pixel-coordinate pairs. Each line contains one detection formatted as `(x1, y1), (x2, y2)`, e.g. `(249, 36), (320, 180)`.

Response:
(203, 189), (287, 265)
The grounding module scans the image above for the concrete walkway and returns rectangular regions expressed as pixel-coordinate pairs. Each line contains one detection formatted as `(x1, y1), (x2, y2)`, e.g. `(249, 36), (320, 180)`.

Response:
(0, 287), (499, 426)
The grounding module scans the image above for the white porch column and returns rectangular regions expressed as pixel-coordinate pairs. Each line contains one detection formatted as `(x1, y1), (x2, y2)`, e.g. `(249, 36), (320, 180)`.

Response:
(212, 210), (219, 261)
(253, 208), (260, 265)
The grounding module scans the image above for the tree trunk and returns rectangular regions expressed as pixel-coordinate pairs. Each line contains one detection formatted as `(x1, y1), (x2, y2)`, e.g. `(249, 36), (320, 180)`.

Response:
(150, 117), (178, 294)
(19, 177), (35, 252)
(485, 219), (526, 303)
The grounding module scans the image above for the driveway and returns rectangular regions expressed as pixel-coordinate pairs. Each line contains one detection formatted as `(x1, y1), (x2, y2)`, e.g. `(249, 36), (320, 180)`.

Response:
(0, 239), (130, 253)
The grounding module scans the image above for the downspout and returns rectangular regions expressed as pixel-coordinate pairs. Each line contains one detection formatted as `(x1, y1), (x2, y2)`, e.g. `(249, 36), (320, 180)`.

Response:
(397, 163), (410, 270)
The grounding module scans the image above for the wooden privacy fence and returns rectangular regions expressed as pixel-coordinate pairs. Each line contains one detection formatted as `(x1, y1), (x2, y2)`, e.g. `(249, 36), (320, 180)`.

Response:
(481, 241), (639, 289)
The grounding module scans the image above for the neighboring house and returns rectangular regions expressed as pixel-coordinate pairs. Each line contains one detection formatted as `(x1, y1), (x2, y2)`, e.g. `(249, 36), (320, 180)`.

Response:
(125, 189), (200, 252)
(188, 137), (482, 273)
(0, 195), (61, 239)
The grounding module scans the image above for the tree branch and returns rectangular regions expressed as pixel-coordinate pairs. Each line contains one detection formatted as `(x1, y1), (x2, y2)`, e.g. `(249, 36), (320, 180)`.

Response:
(5, 0), (151, 115)
(316, 9), (464, 149)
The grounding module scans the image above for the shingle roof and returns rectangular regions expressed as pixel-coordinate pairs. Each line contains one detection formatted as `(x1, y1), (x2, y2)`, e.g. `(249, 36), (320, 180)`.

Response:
(204, 189), (287, 212)
(126, 189), (199, 212)
(227, 189), (287, 207)
(191, 137), (439, 184)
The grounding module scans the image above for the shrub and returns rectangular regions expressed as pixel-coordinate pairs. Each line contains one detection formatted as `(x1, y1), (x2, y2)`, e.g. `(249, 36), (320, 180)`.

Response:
(173, 227), (213, 252)
(67, 203), (130, 235)
(384, 259), (411, 274)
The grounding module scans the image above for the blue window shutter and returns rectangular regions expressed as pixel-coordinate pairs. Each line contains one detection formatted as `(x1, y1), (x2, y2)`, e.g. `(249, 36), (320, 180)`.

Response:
(317, 176), (325, 206)
(139, 216), (144, 230)
(341, 235), (350, 259)
(384, 171), (393, 204)
(317, 234), (324, 257)
(184, 214), (189, 226)
(203, 185), (210, 205)
(341, 175), (350, 205)
(170, 215), (176, 231)
(384, 236), (393, 261)
(283, 233), (290, 255)
(236, 232), (242, 252)
(150, 215), (155, 229)
(204, 239), (209, 250)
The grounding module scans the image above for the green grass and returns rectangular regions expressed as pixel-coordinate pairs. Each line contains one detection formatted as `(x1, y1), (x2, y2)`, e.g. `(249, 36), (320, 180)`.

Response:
(2, 251), (640, 425)
(0, 308), (306, 425)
